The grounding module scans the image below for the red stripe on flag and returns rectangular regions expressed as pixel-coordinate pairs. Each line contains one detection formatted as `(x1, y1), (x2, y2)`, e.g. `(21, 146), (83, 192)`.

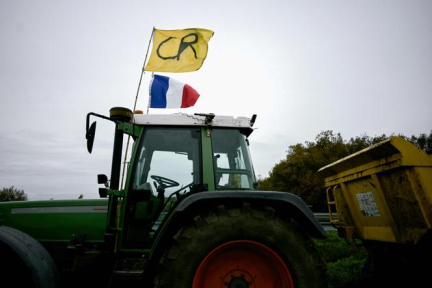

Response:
(181, 84), (200, 108)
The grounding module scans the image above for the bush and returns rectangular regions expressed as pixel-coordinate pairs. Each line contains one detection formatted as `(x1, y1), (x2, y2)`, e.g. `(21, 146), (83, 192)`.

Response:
(0, 186), (27, 202)
(314, 231), (368, 287)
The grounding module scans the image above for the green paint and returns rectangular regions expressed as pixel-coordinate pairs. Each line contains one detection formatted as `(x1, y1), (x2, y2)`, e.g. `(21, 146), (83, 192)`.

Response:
(119, 122), (143, 137)
(201, 127), (215, 191)
(0, 199), (108, 243)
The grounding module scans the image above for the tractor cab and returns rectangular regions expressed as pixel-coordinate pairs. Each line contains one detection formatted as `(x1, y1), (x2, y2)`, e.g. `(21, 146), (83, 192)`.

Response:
(86, 108), (258, 250)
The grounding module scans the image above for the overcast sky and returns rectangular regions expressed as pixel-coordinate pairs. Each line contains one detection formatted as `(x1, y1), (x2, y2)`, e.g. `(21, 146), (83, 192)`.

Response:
(1, 0), (431, 200)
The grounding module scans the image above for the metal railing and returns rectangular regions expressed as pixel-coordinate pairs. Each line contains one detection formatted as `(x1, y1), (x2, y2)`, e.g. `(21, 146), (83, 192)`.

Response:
(314, 212), (337, 231)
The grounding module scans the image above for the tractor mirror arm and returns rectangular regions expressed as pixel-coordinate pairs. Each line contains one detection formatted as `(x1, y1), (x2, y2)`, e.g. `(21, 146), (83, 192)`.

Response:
(85, 112), (114, 154)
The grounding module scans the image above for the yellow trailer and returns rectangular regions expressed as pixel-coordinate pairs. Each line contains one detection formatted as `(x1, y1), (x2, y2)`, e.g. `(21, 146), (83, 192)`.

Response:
(319, 136), (432, 286)
(319, 136), (432, 244)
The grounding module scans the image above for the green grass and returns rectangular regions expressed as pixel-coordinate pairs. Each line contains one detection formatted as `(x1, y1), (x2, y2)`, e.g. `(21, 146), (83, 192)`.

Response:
(314, 231), (368, 287)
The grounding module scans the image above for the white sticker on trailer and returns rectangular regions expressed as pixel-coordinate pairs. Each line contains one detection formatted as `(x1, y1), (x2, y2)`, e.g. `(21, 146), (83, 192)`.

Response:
(356, 192), (380, 217)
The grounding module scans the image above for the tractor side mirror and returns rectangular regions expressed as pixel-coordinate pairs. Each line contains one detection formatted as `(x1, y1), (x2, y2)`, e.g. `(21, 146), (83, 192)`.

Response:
(99, 188), (108, 198)
(98, 174), (108, 198)
(97, 174), (108, 185)
(86, 121), (97, 154)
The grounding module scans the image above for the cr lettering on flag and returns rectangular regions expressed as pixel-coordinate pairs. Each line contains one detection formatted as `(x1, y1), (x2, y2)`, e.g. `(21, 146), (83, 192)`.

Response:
(150, 75), (200, 108)
(145, 28), (214, 73)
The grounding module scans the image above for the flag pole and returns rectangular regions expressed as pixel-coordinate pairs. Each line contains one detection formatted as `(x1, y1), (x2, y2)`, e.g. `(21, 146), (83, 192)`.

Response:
(147, 72), (155, 114)
(120, 27), (155, 189)
(133, 26), (155, 113)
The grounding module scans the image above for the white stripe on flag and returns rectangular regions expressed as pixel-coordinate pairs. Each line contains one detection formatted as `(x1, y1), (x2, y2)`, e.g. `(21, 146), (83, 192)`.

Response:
(166, 78), (184, 108)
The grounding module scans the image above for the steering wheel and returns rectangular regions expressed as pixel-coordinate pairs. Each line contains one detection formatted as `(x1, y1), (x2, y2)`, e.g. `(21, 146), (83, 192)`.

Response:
(150, 175), (180, 192)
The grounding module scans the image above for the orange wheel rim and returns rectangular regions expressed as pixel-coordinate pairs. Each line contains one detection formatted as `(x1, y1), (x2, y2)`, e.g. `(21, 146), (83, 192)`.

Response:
(192, 240), (294, 288)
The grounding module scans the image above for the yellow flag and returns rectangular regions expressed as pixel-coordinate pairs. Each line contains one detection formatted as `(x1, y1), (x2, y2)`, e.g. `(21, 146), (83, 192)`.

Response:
(145, 28), (214, 73)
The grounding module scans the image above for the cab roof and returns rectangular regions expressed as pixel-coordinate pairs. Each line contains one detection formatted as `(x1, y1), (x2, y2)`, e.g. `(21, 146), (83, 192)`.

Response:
(133, 113), (255, 135)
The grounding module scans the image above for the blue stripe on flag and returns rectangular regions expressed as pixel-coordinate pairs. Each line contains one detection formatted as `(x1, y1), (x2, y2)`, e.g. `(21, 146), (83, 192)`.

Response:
(150, 75), (170, 108)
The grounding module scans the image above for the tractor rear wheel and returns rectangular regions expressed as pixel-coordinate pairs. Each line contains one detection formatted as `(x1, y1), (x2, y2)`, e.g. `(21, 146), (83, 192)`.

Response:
(154, 203), (327, 288)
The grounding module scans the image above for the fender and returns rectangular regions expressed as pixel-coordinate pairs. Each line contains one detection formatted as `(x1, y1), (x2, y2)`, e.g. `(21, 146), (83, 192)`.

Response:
(0, 226), (59, 288)
(150, 191), (326, 255)
(177, 191), (326, 237)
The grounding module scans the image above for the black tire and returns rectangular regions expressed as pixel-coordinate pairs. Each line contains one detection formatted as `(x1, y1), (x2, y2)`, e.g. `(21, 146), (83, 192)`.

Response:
(0, 226), (59, 288)
(0, 241), (35, 287)
(154, 203), (327, 288)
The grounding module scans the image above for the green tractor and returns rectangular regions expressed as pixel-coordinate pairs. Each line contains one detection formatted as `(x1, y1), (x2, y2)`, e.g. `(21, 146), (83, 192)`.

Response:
(0, 107), (327, 288)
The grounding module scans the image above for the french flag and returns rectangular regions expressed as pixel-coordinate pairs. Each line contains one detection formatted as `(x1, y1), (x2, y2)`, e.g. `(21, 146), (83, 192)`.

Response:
(150, 75), (200, 108)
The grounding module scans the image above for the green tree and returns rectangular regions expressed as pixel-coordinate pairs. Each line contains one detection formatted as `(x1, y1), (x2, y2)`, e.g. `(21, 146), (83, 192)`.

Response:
(0, 186), (28, 202)
(259, 131), (350, 211)
(408, 131), (432, 153)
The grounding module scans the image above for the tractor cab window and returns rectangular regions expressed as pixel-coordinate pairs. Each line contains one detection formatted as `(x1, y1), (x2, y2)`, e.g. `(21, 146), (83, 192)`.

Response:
(132, 127), (202, 199)
(124, 127), (201, 248)
(212, 129), (256, 190)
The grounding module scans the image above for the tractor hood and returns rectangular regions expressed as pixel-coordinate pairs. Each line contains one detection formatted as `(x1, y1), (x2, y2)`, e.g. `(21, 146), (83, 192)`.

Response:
(0, 199), (108, 244)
